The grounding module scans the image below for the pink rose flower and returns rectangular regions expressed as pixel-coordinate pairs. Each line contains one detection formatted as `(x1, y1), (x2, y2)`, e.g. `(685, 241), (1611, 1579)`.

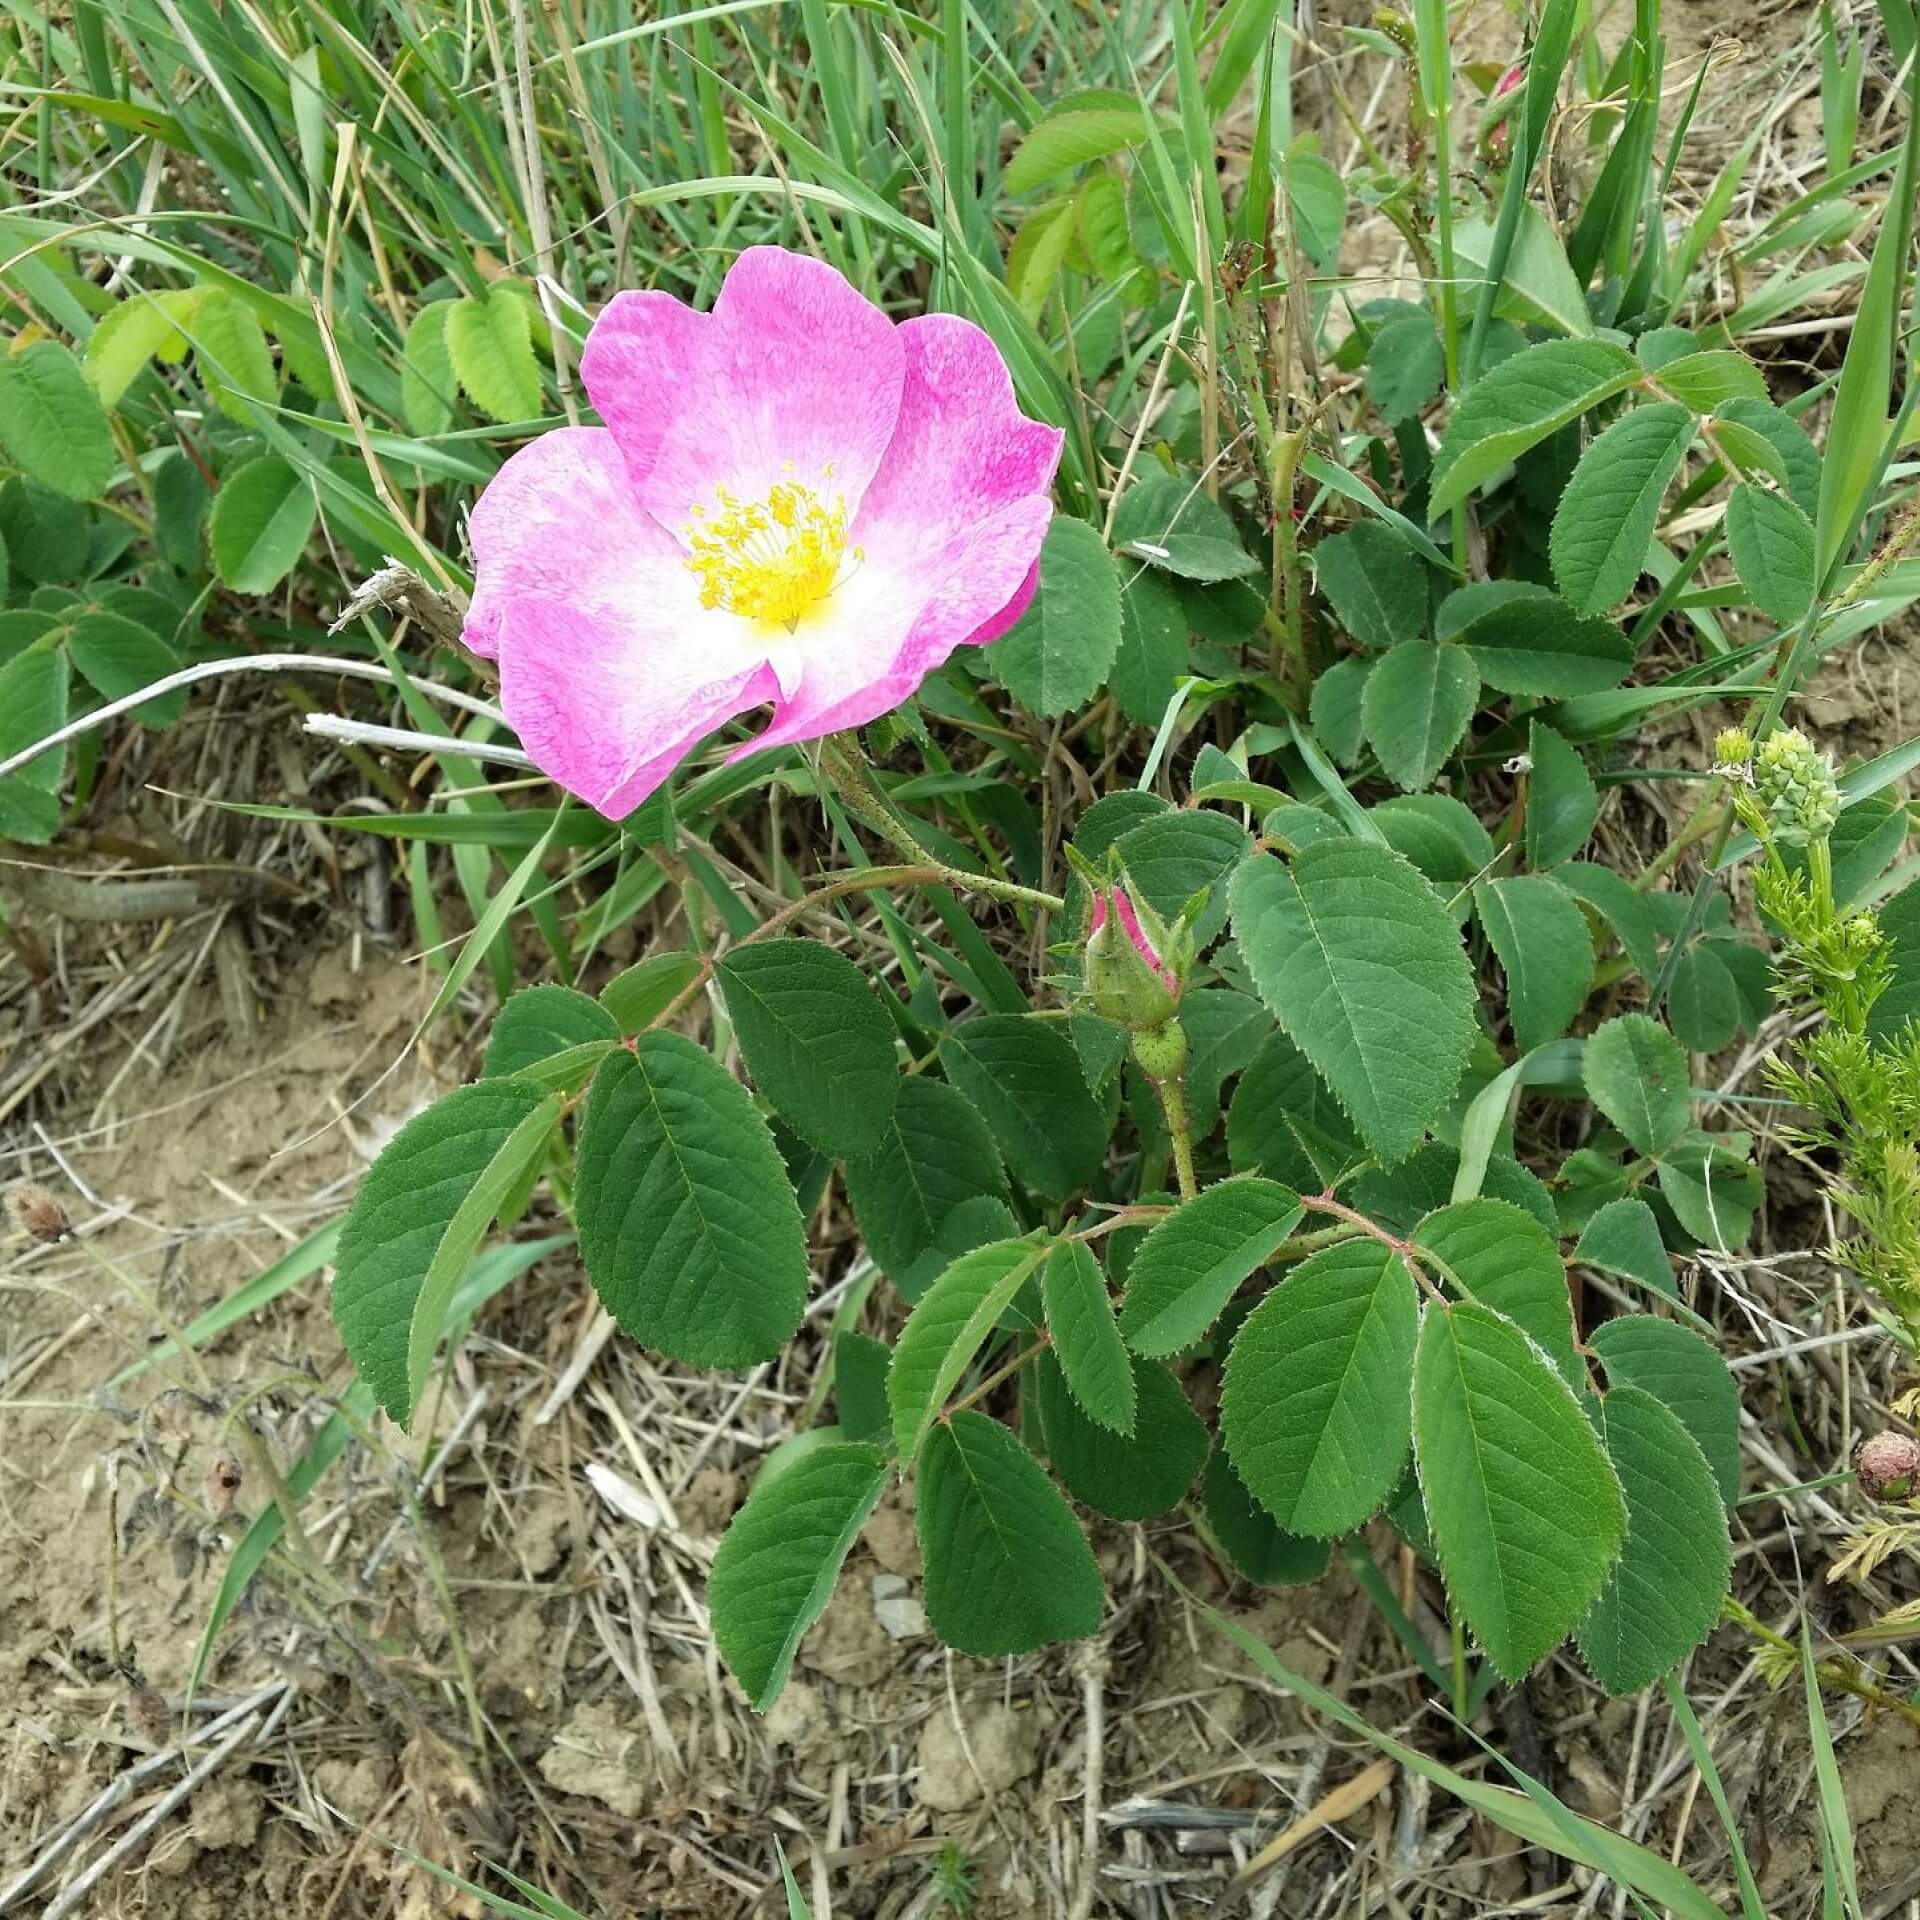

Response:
(463, 247), (1063, 818)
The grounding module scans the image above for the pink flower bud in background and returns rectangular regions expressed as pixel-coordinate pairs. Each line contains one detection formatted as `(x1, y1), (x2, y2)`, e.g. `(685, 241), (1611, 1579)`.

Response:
(1494, 62), (1525, 97)
(1084, 883), (1186, 1032)
(1857, 1431), (1920, 1502)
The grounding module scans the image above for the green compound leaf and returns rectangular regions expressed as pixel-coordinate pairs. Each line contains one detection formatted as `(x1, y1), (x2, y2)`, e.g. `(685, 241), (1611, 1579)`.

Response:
(710, 1442), (888, 1711)
(917, 1411), (1104, 1656)
(1583, 1012), (1691, 1156)
(1035, 1350), (1209, 1520)
(1041, 1239), (1135, 1434)
(1725, 482), (1816, 625)
(446, 283), (542, 423)
(1220, 1237), (1417, 1537)
(1111, 567), (1190, 725)
(1199, 1445), (1332, 1587)
(1549, 402), (1693, 613)
(483, 983), (620, 1080)
(191, 289), (279, 425)
(1667, 943), (1742, 1053)
(1413, 1302), (1626, 1681)
(1109, 470), (1260, 582)
(939, 1014), (1108, 1200)
(1438, 580), (1635, 696)
(401, 299), (459, 436)
(888, 1235), (1049, 1466)
(1525, 721), (1599, 869)
(1573, 1197), (1679, 1302)
(1314, 521), (1427, 650)
(1475, 873), (1593, 1053)
(84, 290), (197, 408)
(1360, 640), (1479, 792)
(1004, 97), (1158, 195)
(575, 1035), (809, 1368)
(1575, 1386), (1731, 1694)
(1231, 842), (1475, 1166)
(0, 340), (115, 501)
(1118, 1176), (1303, 1357)
(209, 454), (317, 594)
(993, 516), (1122, 716)
(717, 938), (898, 1158)
(1428, 338), (1640, 518)
(333, 1079), (554, 1424)
(844, 1077), (1006, 1276)
(1591, 1314), (1740, 1510)
(1414, 1198), (1579, 1385)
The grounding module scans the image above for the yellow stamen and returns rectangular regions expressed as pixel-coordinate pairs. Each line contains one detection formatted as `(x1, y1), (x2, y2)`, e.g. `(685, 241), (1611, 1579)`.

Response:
(683, 478), (854, 630)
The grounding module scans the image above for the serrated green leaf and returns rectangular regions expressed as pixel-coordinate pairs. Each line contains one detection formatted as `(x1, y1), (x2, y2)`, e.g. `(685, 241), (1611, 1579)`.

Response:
(1414, 1301), (1626, 1680)
(1178, 986), (1271, 1139)
(844, 1077), (1006, 1276)
(1365, 314), (1445, 427)
(332, 1079), (553, 1424)
(1657, 1130), (1761, 1253)
(1110, 471), (1259, 583)
(1077, 169), (1137, 281)
(1200, 1445), (1332, 1586)
(1119, 1177), (1302, 1356)
(1583, 1013), (1690, 1156)
(1314, 521), (1427, 650)
(405, 1089), (563, 1418)
(917, 1411), (1103, 1655)
(575, 1036), (809, 1368)
(1725, 482), (1816, 625)
(993, 517), (1122, 716)
(1111, 567), (1189, 724)
(1557, 862), (1664, 986)
(0, 477), (86, 584)
(1649, 349), (1768, 412)
(1591, 1313), (1739, 1509)
(153, 450), (209, 572)
(1112, 807), (1250, 947)
(718, 939), (897, 1158)
(1007, 199), (1076, 321)
(1221, 1238), (1417, 1536)
(192, 288), (278, 425)
(1525, 721), (1598, 869)
(1226, 1027), (1362, 1189)
(710, 1442), (887, 1710)
(401, 300), (458, 436)
(889, 1236), (1048, 1465)
(1415, 1198), (1578, 1384)
(939, 1014), (1107, 1200)
(0, 644), (68, 844)
(1576, 1386), (1731, 1693)
(1573, 1197), (1678, 1302)
(1231, 843), (1475, 1166)
(1549, 403), (1692, 613)
(1372, 793), (1494, 894)
(446, 284), (542, 423)
(1309, 654), (1371, 766)
(599, 950), (702, 1031)
(483, 983), (620, 1079)
(1035, 1349), (1208, 1520)
(67, 610), (184, 727)
(1667, 943), (1742, 1052)
(1361, 640), (1479, 791)
(1428, 338), (1639, 518)
(0, 340), (115, 500)
(1438, 581), (1635, 695)
(84, 289), (198, 407)
(209, 454), (316, 593)
(1004, 99), (1158, 195)
(1453, 203), (1595, 340)
(1717, 397), (1821, 515)
(1476, 874), (1592, 1052)
(1042, 1239), (1135, 1433)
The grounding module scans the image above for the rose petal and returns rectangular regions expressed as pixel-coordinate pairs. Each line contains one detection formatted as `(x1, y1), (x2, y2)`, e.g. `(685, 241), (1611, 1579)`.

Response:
(580, 247), (905, 537)
(736, 494), (1051, 751)
(851, 314), (1063, 566)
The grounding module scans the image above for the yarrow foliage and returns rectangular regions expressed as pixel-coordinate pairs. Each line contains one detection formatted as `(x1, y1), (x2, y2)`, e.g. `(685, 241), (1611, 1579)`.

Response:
(463, 246), (1062, 816)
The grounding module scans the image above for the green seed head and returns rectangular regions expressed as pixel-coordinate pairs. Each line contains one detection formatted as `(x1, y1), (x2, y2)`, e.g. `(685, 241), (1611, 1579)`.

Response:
(1752, 728), (1840, 847)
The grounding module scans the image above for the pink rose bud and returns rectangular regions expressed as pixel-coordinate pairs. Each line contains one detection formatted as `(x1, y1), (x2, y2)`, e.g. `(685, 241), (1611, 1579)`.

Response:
(1494, 62), (1525, 96)
(1084, 881), (1189, 1033)
(1857, 1431), (1920, 1502)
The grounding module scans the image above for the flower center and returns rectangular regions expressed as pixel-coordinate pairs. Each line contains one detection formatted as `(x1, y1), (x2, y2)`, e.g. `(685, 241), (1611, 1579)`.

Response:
(683, 476), (856, 631)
